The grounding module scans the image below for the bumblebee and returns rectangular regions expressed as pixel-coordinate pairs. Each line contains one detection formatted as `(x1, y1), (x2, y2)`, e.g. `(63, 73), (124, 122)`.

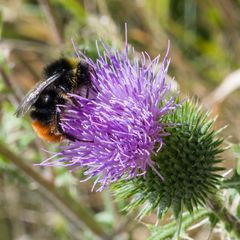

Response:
(15, 58), (92, 142)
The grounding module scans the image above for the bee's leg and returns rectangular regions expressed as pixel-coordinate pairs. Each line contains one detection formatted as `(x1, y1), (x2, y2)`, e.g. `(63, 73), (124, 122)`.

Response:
(70, 97), (79, 106)
(56, 111), (93, 143)
(86, 84), (90, 98)
(89, 66), (99, 92)
(85, 81), (99, 99)
(56, 111), (78, 141)
(59, 86), (79, 107)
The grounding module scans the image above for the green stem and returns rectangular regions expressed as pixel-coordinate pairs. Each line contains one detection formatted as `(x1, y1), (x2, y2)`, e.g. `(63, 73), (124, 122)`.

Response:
(221, 181), (240, 188)
(149, 209), (208, 240)
(207, 195), (240, 238)
(0, 141), (107, 238)
(175, 207), (183, 240)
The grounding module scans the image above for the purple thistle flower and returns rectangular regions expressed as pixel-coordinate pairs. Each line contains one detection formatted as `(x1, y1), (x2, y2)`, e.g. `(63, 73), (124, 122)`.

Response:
(41, 37), (179, 191)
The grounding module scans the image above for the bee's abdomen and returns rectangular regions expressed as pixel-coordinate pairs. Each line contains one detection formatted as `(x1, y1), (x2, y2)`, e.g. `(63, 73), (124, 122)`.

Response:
(30, 108), (53, 124)
(31, 120), (62, 142)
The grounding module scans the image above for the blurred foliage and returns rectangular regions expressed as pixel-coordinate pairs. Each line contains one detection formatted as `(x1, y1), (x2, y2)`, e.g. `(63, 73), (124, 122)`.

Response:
(1, 0), (240, 239)
(222, 145), (240, 192)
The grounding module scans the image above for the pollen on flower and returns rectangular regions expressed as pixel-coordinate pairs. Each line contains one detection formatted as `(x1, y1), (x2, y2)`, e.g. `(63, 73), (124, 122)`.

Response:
(40, 33), (179, 191)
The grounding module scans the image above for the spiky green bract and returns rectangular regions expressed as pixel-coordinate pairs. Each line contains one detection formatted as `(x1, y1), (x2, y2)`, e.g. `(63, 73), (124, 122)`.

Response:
(113, 100), (225, 219)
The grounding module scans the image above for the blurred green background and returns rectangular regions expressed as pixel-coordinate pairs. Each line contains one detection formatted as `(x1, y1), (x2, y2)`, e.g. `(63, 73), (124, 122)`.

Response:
(1, 0), (240, 239)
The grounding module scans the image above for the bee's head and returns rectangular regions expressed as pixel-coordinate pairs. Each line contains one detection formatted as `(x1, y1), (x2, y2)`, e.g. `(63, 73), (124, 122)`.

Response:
(44, 58), (75, 77)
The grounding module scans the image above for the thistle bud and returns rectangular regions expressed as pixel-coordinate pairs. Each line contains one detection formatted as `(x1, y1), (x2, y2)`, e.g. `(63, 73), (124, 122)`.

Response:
(114, 100), (225, 218)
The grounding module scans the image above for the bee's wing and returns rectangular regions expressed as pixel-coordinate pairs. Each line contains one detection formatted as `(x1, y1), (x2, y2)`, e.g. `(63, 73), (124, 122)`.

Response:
(15, 73), (62, 117)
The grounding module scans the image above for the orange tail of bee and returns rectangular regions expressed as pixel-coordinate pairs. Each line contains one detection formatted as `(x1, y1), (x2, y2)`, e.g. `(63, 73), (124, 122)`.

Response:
(32, 120), (62, 142)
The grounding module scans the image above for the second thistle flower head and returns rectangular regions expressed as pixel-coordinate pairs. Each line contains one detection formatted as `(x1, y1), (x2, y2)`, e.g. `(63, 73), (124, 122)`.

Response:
(43, 39), (179, 190)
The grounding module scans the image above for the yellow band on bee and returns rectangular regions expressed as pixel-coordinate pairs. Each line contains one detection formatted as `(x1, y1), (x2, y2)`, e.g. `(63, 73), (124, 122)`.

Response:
(66, 58), (79, 68)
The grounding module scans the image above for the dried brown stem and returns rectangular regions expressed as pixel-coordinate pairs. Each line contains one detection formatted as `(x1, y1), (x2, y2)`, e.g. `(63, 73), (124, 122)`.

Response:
(38, 0), (63, 45)
(0, 67), (22, 103)
(0, 141), (107, 239)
